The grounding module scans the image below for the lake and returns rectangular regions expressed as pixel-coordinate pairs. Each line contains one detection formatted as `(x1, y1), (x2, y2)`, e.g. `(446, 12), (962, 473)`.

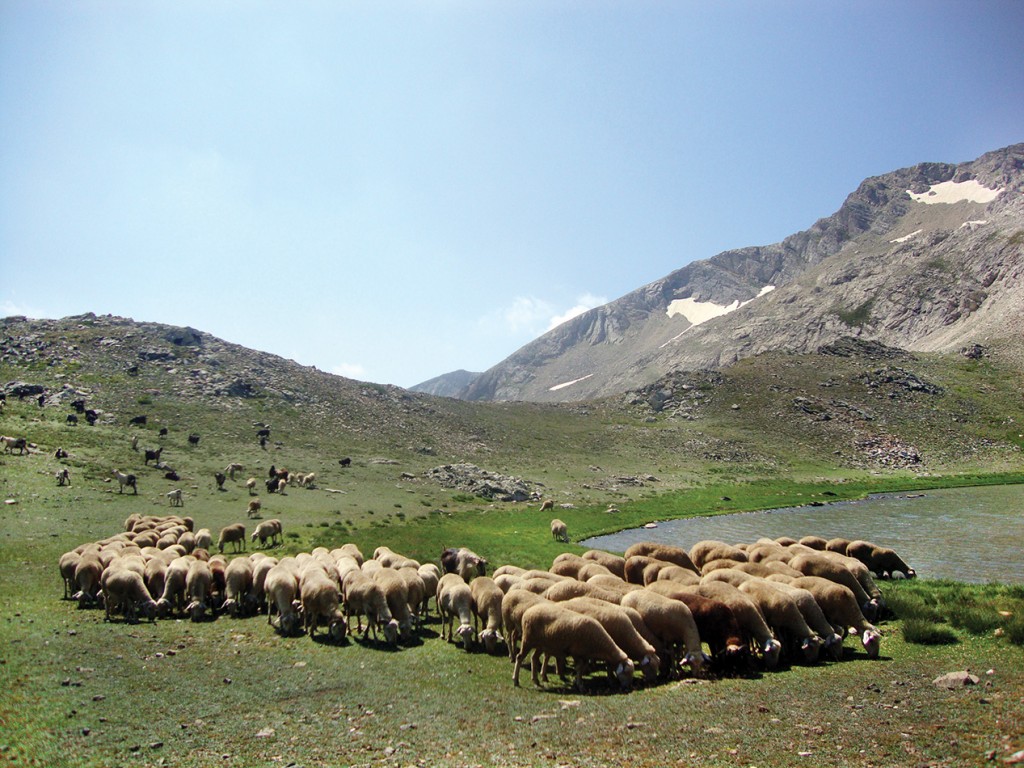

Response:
(582, 484), (1024, 584)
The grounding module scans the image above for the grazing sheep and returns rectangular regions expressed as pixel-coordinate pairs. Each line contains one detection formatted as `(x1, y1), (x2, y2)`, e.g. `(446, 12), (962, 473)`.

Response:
(66, 413), (78, 425)
(646, 582), (748, 670)
(143, 557), (168, 601)
(798, 535), (829, 550)
(437, 572), (476, 649)
(225, 462), (245, 481)
(247, 498), (262, 519)
(694, 581), (782, 669)
(654, 565), (701, 586)
(250, 555), (277, 613)
(265, 563), (302, 635)
(251, 519), (282, 548)
(824, 536), (851, 553)
(112, 469), (138, 494)
(276, 477), (288, 495)
(501, 589), (549, 662)
(221, 556), (256, 617)
(130, 415), (148, 426)
(372, 567), (414, 641)
(73, 556), (103, 606)
(539, 499), (555, 512)
(790, 576), (882, 658)
(185, 560), (214, 621)
(416, 563), (441, 618)
(156, 557), (192, 617)
(470, 576), (505, 654)
(513, 602), (634, 691)
(440, 547), (487, 582)
(166, 488), (184, 507)
(59, 551), (81, 599)
(544, 578), (626, 606)
(217, 524), (246, 554)
(789, 552), (878, 620)
(338, 457), (351, 467)
(580, 550), (627, 579)
(689, 540), (748, 570)
(558, 597), (661, 683)
(245, 477), (257, 496)
(55, 468), (71, 486)
(300, 565), (347, 641)
(103, 568), (158, 623)
(193, 528), (212, 551)
(738, 579), (823, 664)
(550, 518), (569, 542)
(550, 553), (590, 579)
(845, 540), (916, 579)
(619, 589), (706, 678)
(759, 579), (845, 661)
(343, 570), (399, 644)
(301, 472), (316, 489)
(623, 542), (699, 574)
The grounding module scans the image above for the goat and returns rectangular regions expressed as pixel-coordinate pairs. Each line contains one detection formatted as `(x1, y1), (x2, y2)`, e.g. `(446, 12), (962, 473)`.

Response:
(188, 433), (200, 446)
(143, 446), (163, 466)
(113, 470), (138, 494)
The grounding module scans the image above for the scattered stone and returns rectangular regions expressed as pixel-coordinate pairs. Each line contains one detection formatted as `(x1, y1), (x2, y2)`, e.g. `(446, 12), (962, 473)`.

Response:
(255, 728), (275, 739)
(933, 671), (980, 689)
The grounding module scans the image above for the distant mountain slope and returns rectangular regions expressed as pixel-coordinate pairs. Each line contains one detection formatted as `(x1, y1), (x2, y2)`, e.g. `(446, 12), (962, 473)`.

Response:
(409, 369), (480, 398)
(462, 143), (1024, 402)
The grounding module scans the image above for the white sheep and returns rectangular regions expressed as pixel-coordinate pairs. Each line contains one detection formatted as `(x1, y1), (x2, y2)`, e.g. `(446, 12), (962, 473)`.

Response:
(738, 579), (823, 664)
(416, 563), (441, 618)
(102, 568), (157, 623)
(558, 597), (662, 682)
(155, 556), (193, 617)
(437, 572), (476, 649)
(265, 563), (302, 635)
(185, 559), (213, 621)
(550, 518), (569, 542)
(300, 565), (347, 641)
(790, 575), (882, 659)
(342, 570), (399, 644)
(251, 518), (282, 548)
(166, 488), (184, 507)
(513, 601), (634, 691)
(371, 567), (414, 641)
(193, 528), (213, 551)
(469, 576), (505, 654)
(221, 556), (255, 617)
(619, 589), (706, 678)
(580, 550), (628, 579)
(217, 523), (246, 554)
(225, 462), (245, 481)
(245, 477), (257, 496)
(59, 550), (81, 599)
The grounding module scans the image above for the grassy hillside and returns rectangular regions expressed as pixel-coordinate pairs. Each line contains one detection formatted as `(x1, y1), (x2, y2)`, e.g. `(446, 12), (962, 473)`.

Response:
(2, 315), (1023, 766)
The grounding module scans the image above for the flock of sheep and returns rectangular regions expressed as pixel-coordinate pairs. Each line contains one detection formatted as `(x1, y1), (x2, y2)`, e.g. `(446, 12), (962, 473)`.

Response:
(58, 510), (914, 693)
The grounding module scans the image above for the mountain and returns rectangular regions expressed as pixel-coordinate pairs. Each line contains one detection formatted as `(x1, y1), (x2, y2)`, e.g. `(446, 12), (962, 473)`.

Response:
(461, 143), (1024, 402)
(409, 369), (480, 398)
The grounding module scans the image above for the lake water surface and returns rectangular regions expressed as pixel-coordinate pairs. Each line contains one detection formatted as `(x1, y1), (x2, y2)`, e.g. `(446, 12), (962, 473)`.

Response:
(582, 485), (1024, 584)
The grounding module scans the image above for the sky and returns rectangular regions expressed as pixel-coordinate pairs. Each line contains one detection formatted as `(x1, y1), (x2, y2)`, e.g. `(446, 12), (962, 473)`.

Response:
(2, 2), (1023, 388)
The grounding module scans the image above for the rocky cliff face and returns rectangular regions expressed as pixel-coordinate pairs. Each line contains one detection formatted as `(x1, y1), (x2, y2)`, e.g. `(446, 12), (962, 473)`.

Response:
(409, 369), (480, 398)
(462, 144), (1024, 402)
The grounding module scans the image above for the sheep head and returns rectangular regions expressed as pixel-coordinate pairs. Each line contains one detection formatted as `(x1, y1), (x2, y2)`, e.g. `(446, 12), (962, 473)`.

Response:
(280, 612), (300, 636)
(383, 618), (400, 645)
(799, 635), (823, 663)
(456, 622), (475, 649)
(762, 638), (783, 669)
(823, 633), (845, 661)
(613, 659), (635, 690)
(861, 629), (881, 659)
(480, 628), (502, 655)
(639, 652), (661, 682)
(328, 618), (347, 643)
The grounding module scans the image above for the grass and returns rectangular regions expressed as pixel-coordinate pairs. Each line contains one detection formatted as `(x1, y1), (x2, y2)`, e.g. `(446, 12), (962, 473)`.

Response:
(2, 316), (1024, 766)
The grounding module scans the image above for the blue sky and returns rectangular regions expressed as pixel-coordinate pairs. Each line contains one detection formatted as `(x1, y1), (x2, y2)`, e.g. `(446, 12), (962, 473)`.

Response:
(2, 2), (1022, 388)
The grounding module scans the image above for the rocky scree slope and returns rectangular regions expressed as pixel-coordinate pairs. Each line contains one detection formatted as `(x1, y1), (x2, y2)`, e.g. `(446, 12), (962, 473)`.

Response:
(462, 143), (1024, 403)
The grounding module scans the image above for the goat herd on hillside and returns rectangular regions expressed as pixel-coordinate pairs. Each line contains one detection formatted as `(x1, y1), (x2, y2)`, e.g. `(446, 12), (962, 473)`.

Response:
(59, 510), (915, 693)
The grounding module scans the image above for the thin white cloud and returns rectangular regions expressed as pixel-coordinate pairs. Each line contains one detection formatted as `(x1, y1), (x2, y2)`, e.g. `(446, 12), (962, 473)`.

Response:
(0, 299), (48, 319)
(546, 293), (607, 331)
(331, 362), (367, 380)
